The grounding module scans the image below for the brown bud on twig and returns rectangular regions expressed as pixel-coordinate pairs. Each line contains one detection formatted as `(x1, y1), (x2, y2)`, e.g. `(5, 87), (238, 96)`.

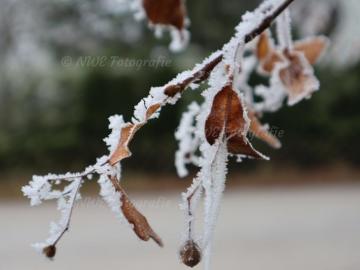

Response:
(180, 240), (201, 268)
(43, 245), (56, 259)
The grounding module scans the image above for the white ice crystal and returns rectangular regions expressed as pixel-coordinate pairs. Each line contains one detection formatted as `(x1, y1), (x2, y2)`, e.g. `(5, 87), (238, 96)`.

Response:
(233, 55), (257, 105)
(98, 174), (127, 223)
(169, 28), (190, 53)
(104, 114), (125, 154)
(175, 102), (201, 177)
(254, 84), (286, 112)
(276, 9), (293, 49)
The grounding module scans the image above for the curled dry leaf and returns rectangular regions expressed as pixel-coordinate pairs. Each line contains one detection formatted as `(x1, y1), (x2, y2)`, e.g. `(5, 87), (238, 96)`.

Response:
(248, 109), (281, 149)
(143, 0), (186, 30)
(279, 50), (319, 105)
(294, 36), (329, 65)
(255, 32), (327, 106)
(205, 84), (266, 159)
(109, 103), (162, 166)
(256, 32), (328, 73)
(109, 124), (139, 165)
(256, 32), (284, 74)
(110, 176), (163, 247)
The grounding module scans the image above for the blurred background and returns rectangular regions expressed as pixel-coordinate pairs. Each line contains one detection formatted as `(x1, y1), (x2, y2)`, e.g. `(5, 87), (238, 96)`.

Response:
(1, 0), (359, 269)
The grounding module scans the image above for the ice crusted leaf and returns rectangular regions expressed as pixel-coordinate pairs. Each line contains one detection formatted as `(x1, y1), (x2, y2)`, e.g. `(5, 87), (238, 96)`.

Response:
(143, 0), (186, 30)
(256, 32), (284, 75)
(109, 176), (163, 247)
(205, 83), (267, 159)
(256, 32), (328, 74)
(255, 31), (327, 106)
(294, 36), (329, 65)
(248, 109), (281, 149)
(109, 123), (140, 165)
(142, 0), (189, 52)
(109, 103), (161, 166)
(279, 50), (320, 106)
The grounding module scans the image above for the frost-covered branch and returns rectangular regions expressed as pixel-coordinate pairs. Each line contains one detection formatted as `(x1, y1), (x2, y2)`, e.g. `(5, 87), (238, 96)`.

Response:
(23, 0), (331, 269)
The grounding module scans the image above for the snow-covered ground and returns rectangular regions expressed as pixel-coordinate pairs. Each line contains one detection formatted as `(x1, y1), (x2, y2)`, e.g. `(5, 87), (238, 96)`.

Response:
(2, 184), (360, 270)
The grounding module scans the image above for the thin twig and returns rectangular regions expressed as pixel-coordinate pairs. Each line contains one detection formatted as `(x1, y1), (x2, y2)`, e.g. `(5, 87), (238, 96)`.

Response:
(164, 0), (295, 98)
(52, 178), (82, 246)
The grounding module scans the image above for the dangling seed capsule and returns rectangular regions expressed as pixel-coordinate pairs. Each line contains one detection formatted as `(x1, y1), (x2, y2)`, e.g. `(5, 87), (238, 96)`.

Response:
(180, 240), (201, 268)
(43, 245), (56, 258)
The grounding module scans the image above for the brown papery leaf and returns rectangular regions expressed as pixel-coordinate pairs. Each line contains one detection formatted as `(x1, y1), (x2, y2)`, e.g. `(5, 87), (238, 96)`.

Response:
(294, 36), (329, 65)
(145, 103), (162, 119)
(205, 84), (245, 144)
(248, 110), (281, 149)
(109, 124), (140, 166)
(227, 135), (267, 159)
(262, 51), (284, 74)
(143, 0), (186, 30)
(256, 32), (272, 60)
(279, 50), (319, 106)
(110, 176), (163, 247)
(205, 84), (267, 159)
(256, 32), (283, 74)
(109, 103), (161, 166)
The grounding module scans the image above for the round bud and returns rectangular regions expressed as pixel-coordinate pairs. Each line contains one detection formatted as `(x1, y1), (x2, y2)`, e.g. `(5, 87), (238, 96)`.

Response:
(43, 245), (56, 258)
(180, 240), (201, 268)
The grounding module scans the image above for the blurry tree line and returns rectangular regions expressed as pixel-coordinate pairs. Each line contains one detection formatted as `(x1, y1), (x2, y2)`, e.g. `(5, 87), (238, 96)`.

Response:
(0, 0), (359, 174)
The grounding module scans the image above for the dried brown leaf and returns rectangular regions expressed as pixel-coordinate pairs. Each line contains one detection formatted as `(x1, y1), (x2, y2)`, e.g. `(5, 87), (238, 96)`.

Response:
(227, 135), (267, 159)
(256, 32), (283, 74)
(279, 50), (319, 105)
(146, 103), (161, 119)
(205, 84), (267, 159)
(109, 103), (161, 166)
(143, 0), (186, 30)
(294, 36), (328, 65)
(110, 177), (163, 247)
(256, 32), (272, 60)
(248, 110), (281, 149)
(109, 124), (140, 166)
(262, 51), (284, 74)
(205, 85), (245, 144)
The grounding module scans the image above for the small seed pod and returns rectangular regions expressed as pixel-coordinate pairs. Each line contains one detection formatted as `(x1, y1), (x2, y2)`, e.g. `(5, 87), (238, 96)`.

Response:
(43, 245), (56, 259)
(180, 240), (201, 268)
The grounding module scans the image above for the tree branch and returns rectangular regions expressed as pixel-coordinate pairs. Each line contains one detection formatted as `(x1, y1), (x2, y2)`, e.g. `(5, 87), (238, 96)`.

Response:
(109, 0), (296, 167)
(165, 0), (295, 98)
